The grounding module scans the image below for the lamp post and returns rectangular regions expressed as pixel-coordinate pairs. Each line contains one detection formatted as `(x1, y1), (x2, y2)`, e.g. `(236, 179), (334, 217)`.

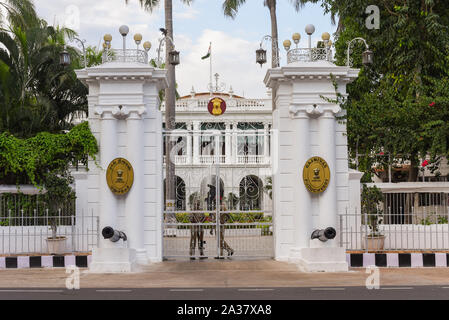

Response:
(72, 37), (87, 68)
(59, 46), (71, 67)
(305, 24), (315, 60)
(143, 41), (152, 64)
(346, 37), (374, 67)
(59, 37), (87, 68)
(119, 25), (129, 62)
(256, 35), (280, 68)
(156, 29), (180, 67)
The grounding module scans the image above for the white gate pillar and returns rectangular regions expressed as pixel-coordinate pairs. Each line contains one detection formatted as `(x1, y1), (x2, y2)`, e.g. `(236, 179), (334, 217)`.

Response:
(76, 49), (168, 272)
(318, 107), (340, 238)
(125, 109), (146, 263)
(265, 58), (360, 272)
(97, 110), (118, 249)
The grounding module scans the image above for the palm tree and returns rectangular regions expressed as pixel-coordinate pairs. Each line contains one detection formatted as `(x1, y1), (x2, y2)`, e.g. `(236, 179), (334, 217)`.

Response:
(222, 0), (311, 68)
(0, 0), (87, 137)
(125, 0), (193, 207)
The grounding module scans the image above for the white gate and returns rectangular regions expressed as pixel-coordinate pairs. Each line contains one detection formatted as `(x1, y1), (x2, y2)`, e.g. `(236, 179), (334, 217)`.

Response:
(162, 129), (273, 259)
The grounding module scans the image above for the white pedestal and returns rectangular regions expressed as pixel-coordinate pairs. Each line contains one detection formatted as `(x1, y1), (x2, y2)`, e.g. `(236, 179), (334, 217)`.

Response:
(89, 248), (137, 273)
(289, 246), (348, 272)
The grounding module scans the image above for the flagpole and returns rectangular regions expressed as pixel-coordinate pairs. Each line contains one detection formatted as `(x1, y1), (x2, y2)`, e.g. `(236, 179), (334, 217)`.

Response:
(209, 42), (212, 96)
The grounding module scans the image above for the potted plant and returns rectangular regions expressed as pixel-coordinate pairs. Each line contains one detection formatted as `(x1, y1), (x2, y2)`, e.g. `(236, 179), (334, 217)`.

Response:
(361, 184), (385, 251)
(44, 171), (75, 255)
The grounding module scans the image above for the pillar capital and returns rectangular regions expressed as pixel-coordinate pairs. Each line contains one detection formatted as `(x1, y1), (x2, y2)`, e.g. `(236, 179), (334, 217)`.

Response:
(289, 104), (312, 119)
(95, 105), (146, 120)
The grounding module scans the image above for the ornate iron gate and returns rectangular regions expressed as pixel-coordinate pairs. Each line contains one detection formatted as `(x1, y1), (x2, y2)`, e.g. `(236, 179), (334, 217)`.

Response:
(162, 130), (273, 259)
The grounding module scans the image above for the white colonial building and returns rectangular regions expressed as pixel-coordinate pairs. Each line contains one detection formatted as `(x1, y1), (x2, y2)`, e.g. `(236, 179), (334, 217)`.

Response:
(161, 88), (273, 213)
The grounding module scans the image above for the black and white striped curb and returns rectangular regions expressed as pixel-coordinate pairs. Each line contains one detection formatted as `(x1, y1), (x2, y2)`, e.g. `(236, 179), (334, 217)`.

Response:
(2, 254), (449, 269)
(347, 253), (449, 267)
(0, 255), (91, 269)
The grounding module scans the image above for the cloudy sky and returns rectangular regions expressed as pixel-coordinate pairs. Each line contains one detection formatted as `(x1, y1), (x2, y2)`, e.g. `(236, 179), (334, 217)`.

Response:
(35, 0), (336, 98)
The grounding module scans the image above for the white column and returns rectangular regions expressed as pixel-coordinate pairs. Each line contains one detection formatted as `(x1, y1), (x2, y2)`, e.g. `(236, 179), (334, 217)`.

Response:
(186, 122), (192, 164)
(193, 121), (200, 164)
(264, 123), (270, 164)
(125, 111), (146, 263)
(318, 107), (339, 241)
(232, 122), (238, 164)
(99, 111), (117, 249)
(225, 122), (231, 164)
(292, 109), (311, 249)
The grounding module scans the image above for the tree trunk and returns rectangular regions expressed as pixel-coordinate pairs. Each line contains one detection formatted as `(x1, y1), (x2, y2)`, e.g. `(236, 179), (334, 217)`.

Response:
(267, 0), (279, 68)
(267, 0), (278, 111)
(408, 156), (419, 182)
(165, 0), (176, 210)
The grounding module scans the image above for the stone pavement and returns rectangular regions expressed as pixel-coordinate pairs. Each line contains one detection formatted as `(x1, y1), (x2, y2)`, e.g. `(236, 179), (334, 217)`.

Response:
(1, 259), (449, 288)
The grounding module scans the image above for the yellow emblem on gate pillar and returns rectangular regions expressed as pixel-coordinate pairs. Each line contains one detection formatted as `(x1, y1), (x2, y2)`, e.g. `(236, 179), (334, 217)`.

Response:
(106, 158), (134, 195)
(303, 156), (331, 193)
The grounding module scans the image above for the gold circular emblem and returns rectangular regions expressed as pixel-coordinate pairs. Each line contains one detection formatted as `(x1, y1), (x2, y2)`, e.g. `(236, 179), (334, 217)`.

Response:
(106, 158), (134, 195)
(303, 156), (331, 193)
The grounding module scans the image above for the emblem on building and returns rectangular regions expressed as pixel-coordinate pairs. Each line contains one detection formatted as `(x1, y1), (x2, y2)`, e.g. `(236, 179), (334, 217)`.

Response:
(207, 97), (226, 116)
(106, 158), (134, 195)
(303, 156), (330, 193)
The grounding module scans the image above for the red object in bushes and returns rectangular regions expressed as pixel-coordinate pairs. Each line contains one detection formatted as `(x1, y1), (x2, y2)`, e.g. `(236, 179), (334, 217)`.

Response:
(429, 102), (436, 107)
(421, 160), (429, 167)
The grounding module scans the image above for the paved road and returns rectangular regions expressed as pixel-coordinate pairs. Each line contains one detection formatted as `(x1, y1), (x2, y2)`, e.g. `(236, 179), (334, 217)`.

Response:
(0, 286), (448, 300)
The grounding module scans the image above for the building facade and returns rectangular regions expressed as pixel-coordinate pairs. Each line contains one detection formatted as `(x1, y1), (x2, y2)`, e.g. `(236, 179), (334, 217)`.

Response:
(161, 90), (273, 213)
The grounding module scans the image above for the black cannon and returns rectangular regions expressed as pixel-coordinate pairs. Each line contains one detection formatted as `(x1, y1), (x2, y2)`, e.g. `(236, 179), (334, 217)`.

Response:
(102, 226), (127, 242)
(311, 227), (337, 242)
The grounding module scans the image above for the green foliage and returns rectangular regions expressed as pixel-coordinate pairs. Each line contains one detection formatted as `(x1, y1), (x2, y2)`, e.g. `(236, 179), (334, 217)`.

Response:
(0, 122), (98, 185)
(0, 0), (88, 138)
(361, 184), (384, 236)
(316, 0), (449, 181)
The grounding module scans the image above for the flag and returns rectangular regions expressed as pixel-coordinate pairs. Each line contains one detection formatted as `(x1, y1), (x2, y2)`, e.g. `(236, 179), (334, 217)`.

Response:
(201, 43), (211, 60)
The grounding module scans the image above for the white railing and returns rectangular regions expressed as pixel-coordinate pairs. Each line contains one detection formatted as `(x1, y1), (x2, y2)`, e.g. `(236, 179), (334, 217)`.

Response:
(102, 49), (148, 64)
(339, 207), (449, 252)
(164, 155), (269, 165)
(199, 155), (226, 164)
(0, 214), (99, 255)
(161, 99), (269, 112)
(287, 47), (332, 64)
(164, 155), (188, 165)
(237, 155), (266, 164)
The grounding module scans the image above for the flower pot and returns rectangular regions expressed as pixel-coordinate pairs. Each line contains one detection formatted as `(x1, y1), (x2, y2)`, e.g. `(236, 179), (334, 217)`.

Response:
(46, 236), (67, 255)
(362, 235), (386, 251)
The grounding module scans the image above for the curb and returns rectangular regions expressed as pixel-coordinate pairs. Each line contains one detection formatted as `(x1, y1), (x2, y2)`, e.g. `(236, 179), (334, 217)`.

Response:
(347, 253), (449, 268)
(1, 254), (449, 269)
(0, 255), (91, 269)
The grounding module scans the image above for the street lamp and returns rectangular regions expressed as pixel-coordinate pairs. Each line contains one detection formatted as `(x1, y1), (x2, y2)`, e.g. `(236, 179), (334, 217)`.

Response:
(59, 37), (87, 68)
(71, 37), (87, 68)
(143, 41), (152, 64)
(256, 35), (280, 67)
(156, 29), (180, 67)
(347, 37), (373, 67)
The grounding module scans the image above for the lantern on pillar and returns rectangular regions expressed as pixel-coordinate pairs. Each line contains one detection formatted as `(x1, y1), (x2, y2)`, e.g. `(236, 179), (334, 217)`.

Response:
(256, 47), (267, 67)
(169, 50), (180, 66)
(362, 49), (374, 66)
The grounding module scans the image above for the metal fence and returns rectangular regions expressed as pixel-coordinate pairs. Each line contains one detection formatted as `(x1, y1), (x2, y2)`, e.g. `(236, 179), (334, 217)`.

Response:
(339, 192), (449, 251)
(0, 214), (99, 255)
(163, 210), (273, 259)
(0, 193), (75, 226)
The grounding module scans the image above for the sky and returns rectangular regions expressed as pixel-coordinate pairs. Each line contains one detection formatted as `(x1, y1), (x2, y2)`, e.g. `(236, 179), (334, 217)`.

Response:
(34, 0), (337, 98)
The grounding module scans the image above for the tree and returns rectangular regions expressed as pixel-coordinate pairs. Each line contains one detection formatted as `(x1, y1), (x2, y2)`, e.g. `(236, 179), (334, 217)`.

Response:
(319, 0), (449, 182)
(126, 0), (193, 208)
(222, 0), (311, 68)
(0, 0), (88, 138)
